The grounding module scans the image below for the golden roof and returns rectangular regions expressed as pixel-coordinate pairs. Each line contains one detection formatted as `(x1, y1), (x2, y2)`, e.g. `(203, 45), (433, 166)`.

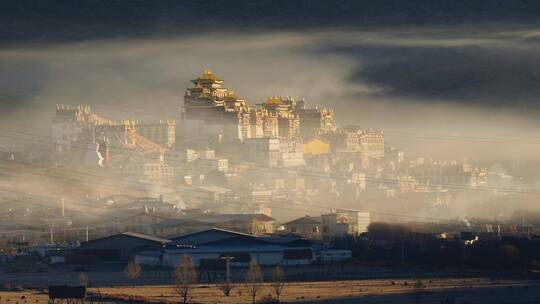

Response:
(197, 68), (221, 81)
(264, 95), (282, 104)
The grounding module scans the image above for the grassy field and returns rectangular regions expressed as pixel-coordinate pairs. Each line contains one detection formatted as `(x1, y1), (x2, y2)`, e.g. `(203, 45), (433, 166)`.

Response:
(1, 277), (539, 303)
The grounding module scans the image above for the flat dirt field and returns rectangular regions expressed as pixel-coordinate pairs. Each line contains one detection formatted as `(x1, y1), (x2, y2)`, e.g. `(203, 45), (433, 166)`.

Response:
(3, 277), (539, 304)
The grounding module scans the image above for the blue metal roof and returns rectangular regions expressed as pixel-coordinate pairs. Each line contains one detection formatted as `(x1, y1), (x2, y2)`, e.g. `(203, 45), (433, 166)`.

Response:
(170, 228), (255, 246)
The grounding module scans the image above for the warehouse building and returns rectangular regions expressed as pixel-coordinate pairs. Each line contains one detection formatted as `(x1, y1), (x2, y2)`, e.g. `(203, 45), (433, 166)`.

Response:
(135, 228), (317, 268)
(75, 232), (170, 262)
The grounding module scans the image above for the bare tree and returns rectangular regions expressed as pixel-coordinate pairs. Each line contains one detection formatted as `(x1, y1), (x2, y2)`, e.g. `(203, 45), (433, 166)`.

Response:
(271, 265), (286, 303)
(245, 260), (263, 304)
(173, 255), (197, 304)
(125, 260), (141, 288)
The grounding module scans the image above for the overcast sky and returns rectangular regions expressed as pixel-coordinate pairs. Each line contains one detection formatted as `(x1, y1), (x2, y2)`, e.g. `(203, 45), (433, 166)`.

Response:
(1, 1), (539, 162)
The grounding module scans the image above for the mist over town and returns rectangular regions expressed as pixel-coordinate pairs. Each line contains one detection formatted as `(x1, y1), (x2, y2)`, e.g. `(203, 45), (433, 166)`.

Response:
(1, 1), (540, 303)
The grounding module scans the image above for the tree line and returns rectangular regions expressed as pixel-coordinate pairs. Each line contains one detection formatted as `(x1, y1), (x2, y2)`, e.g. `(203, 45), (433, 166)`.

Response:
(122, 257), (287, 304)
(332, 222), (540, 271)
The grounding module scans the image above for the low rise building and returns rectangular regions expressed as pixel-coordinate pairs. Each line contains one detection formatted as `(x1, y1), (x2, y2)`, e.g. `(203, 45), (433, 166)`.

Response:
(320, 211), (370, 240)
(244, 137), (280, 168)
(321, 213), (349, 241)
(124, 159), (174, 181)
(282, 216), (322, 240)
(194, 213), (275, 236)
(134, 120), (176, 148)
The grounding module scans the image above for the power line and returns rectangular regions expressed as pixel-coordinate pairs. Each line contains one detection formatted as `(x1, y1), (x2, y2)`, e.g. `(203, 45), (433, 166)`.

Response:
(0, 128), (536, 194)
(0, 161), (528, 228)
(0, 145), (538, 201)
(2, 90), (540, 145)
(0, 182), (493, 234)
(383, 131), (540, 146)
(0, 180), (498, 238)
(0, 96), (537, 225)
(0, 154), (517, 235)
(0, 92), (179, 117)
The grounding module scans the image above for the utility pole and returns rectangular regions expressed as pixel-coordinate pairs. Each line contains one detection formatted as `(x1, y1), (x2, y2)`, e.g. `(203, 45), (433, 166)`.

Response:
(221, 255), (234, 296)
(86, 223), (89, 242)
(49, 225), (54, 244)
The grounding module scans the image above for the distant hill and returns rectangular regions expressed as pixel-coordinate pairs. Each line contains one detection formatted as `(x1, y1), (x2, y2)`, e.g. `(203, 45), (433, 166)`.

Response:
(2, 0), (540, 45)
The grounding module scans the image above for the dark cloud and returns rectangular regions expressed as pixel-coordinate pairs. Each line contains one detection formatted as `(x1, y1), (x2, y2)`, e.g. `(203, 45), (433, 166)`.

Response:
(0, 28), (539, 163)
(521, 33), (540, 44)
(2, 0), (540, 45)
(3, 1), (540, 114)
(321, 37), (540, 111)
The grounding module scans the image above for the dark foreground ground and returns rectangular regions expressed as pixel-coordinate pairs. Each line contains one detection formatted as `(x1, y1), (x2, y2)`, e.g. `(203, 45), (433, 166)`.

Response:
(0, 263), (482, 287)
(1, 277), (539, 304)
